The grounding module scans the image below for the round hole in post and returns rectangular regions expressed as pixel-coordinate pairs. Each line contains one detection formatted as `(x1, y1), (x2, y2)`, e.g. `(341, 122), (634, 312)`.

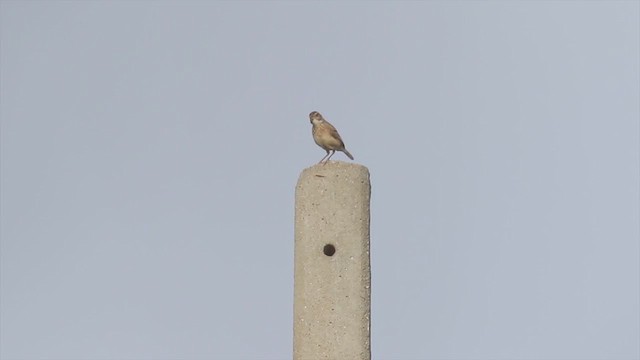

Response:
(323, 244), (336, 256)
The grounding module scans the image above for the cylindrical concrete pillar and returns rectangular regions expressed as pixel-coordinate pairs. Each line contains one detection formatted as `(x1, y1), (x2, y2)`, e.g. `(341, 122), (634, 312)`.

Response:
(293, 161), (371, 360)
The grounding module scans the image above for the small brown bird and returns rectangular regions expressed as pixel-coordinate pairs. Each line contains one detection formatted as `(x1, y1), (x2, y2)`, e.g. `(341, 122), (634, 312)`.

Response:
(309, 111), (354, 164)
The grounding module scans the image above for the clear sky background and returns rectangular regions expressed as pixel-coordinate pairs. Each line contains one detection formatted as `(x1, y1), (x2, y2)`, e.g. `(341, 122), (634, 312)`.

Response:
(1, 1), (638, 360)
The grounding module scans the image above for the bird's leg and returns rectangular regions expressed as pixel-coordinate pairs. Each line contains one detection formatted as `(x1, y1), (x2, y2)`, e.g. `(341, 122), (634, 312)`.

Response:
(325, 150), (336, 163)
(318, 150), (330, 164)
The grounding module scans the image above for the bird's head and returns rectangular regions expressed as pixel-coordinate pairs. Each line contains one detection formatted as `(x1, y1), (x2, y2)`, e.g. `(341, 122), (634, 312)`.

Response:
(309, 111), (324, 125)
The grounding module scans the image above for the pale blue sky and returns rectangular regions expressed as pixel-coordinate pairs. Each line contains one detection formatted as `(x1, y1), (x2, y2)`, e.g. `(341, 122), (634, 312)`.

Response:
(1, 1), (638, 359)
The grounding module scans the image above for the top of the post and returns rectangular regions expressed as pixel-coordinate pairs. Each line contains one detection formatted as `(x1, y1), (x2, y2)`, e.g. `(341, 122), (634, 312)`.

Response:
(299, 161), (370, 181)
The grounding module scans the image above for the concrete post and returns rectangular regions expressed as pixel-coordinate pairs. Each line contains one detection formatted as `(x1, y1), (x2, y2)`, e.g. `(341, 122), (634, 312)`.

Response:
(293, 161), (371, 360)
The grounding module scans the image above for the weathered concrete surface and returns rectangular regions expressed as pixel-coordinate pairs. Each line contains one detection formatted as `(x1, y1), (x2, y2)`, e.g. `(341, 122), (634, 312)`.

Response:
(293, 161), (371, 360)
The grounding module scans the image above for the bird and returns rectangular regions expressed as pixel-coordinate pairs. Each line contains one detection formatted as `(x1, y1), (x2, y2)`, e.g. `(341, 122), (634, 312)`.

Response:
(309, 111), (354, 164)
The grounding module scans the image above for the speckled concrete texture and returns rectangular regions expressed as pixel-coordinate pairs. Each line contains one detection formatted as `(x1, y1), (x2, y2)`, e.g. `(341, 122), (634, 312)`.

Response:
(293, 161), (371, 360)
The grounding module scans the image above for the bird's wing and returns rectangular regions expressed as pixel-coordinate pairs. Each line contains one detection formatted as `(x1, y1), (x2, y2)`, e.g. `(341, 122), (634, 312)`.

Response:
(327, 123), (345, 147)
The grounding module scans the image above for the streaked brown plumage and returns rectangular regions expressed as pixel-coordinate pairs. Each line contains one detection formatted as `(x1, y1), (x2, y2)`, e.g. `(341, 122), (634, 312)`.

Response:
(309, 111), (354, 164)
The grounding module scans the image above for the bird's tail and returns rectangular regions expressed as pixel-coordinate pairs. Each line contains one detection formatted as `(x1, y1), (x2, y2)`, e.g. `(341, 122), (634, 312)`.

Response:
(342, 149), (354, 160)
